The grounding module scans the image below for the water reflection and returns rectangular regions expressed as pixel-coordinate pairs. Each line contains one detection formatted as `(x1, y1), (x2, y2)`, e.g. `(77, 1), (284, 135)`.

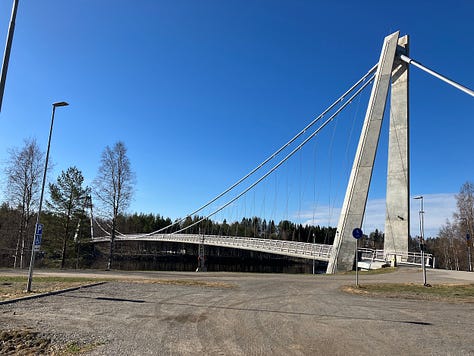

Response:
(91, 241), (327, 274)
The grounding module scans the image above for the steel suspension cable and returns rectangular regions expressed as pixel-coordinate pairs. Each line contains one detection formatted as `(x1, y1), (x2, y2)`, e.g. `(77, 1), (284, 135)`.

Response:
(171, 73), (376, 235)
(92, 216), (112, 236)
(399, 54), (474, 97)
(143, 64), (378, 237)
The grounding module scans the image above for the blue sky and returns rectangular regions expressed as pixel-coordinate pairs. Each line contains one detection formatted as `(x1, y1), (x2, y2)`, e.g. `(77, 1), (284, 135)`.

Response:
(0, 1), (473, 237)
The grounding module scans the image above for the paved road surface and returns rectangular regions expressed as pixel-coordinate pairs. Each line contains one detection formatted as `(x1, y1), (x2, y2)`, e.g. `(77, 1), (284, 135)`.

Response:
(1, 268), (473, 355)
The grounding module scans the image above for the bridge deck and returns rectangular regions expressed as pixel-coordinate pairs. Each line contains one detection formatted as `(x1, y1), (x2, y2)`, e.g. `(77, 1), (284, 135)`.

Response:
(93, 233), (333, 261)
(93, 234), (434, 267)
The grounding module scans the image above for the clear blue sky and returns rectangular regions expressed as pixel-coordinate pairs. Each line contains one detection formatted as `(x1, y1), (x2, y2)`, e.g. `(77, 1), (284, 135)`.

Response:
(1, 1), (473, 237)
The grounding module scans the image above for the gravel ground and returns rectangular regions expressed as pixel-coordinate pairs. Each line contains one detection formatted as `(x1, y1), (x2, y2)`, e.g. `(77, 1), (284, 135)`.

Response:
(1, 268), (473, 355)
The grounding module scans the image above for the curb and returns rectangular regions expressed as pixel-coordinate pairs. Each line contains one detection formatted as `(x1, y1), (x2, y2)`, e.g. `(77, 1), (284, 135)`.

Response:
(0, 281), (107, 305)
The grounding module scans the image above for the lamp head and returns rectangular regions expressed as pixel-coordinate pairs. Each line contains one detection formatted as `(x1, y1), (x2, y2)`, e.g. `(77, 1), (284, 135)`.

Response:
(53, 101), (69, 107)
(413, 196), (423, 200)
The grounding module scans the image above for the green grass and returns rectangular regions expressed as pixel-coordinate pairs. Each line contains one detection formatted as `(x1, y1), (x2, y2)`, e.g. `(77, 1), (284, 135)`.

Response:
(64, 341), (103, 354)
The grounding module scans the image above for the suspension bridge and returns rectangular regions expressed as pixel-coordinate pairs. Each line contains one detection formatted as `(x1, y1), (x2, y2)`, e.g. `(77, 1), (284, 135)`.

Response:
(93, 31), (473, 273)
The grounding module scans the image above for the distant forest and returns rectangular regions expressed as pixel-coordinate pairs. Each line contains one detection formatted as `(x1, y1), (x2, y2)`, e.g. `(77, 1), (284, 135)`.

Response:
(1, 197), (471, 271)
(0, 204), (342, 268)
(1, 138), (472, 272)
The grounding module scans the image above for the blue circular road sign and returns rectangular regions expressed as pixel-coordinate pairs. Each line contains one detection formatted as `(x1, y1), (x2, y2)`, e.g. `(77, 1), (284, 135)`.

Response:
(352, 228), (363, 239)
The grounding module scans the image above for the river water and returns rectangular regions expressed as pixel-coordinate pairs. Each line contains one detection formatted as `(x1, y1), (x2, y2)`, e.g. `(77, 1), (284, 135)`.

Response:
(90, 241), (328, 274)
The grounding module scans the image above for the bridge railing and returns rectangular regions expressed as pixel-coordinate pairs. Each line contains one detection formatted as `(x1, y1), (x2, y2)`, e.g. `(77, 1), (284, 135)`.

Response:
(358, 248), (385, 261)
(202, 234), (333, 260)
(93, 233), (333, 261)
(384, 251), (434, 268)
(92, 234), (435, 266)
(357, 248), (434, 268)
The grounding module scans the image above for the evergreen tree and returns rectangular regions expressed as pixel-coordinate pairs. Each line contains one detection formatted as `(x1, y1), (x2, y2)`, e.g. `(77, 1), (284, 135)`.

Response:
(47, 166), (90, 268)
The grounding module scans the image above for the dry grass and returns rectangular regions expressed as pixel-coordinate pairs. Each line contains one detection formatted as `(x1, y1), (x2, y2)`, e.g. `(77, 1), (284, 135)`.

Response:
(342, 283), (474, 303)
(340, 267), (398, 275)
(0, 328), (102, 355)
(0, 276), (106, 301)
(0, 275), (235, 302)
(127, 278), (236, 289)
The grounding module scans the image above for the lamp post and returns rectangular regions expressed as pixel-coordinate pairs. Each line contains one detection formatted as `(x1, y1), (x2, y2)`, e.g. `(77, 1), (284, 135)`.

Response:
(413, 195), (428, 286)
(0, 0), (19, 112)
(467, 233), (472, 272)
(26, 101), (69, 292)
(463, 218), (473, 272)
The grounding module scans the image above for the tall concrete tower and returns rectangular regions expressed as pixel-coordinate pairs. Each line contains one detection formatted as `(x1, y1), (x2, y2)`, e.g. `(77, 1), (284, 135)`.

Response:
(327, 31), (403, 273)
(384, 35), (410, 261)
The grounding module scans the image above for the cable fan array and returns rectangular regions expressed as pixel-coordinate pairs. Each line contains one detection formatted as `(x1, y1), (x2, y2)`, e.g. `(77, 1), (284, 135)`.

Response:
(96, 64), (378, 239)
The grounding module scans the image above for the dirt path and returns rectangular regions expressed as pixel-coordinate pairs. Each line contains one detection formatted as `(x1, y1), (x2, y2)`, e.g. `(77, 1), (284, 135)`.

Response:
(1, 268), (473, 355)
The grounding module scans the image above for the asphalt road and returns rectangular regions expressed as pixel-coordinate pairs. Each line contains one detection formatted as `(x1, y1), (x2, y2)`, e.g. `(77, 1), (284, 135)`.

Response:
(1, 268), (474, 355)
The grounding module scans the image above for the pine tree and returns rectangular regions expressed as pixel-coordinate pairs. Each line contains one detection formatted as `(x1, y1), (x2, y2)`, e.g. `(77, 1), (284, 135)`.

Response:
(47, 166), (89, 268)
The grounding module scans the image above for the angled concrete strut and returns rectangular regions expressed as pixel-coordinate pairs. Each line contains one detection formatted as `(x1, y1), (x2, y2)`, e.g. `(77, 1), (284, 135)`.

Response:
(327, 31), (400, 273)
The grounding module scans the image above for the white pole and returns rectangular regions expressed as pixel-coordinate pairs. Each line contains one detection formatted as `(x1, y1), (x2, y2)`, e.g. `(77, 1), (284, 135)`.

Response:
(414, 195), (428, 286)
(355, 238), (359, 287)
(399, 54), (474, 98)
(26, 102), (68, 292)
(0, 0), (19, 112)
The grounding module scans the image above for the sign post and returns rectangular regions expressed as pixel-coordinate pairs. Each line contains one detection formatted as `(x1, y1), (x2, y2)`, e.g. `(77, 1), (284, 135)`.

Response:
(352, 228), (363, 287)
(467, 233), (472, 272)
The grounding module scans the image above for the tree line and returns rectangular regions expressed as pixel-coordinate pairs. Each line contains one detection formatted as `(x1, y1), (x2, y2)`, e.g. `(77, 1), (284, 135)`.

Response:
(0, 137), (339, 269)
(115, 213), (337, 244)
(1, 138), (473, 271)
(0, 138), (134, 270)
(424, 182), (474, 271)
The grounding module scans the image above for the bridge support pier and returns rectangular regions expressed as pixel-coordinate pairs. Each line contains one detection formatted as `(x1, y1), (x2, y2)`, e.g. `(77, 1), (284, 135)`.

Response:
(384, 35), (410, 261)
(196, 235), (207, 272)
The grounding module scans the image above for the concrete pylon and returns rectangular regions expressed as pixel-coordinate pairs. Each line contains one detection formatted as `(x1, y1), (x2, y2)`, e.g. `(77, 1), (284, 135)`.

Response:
(327, 31), (400, 273)
(384, 35), (410, 261)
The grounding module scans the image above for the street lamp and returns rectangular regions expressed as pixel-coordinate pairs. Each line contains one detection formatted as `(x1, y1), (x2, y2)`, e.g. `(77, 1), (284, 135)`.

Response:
(26, 101), (69, 292)
(0, 0), (20, 112)
(468, 233), (473, 272)
(413, 195), (428, 286)
(462, 217), (473, 272)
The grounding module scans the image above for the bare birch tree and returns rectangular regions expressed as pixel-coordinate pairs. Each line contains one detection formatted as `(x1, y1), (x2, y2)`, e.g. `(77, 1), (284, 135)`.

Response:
(4, 138), (44, 268)
(93, 141), (135, 269)
(434, 181), (474, 270)
(454, 182), (474, 235)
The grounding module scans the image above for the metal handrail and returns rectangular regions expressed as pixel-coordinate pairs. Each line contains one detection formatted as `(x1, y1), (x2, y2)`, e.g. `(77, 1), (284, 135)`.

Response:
(92, 233), (333, 261)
